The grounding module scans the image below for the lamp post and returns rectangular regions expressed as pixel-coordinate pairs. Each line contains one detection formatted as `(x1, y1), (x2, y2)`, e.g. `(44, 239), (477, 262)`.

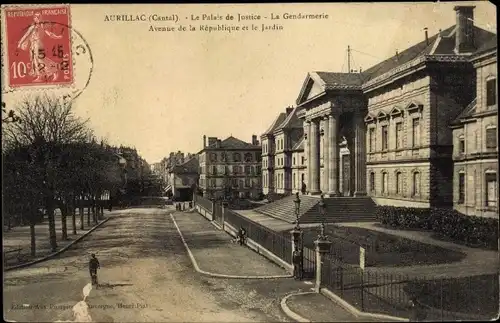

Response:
(318, 194), (328, 240)
(294, 192), (301, 230)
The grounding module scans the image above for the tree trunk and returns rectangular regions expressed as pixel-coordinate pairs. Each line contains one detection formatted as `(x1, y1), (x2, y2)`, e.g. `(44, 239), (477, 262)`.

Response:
(47, 200), (58, 252)
(30, 222), (36, 257)
(71, 198), (77, 235)
(61, 204), (68, 240)
(87, 205), (91, 226)
(79, 206), (84, 230)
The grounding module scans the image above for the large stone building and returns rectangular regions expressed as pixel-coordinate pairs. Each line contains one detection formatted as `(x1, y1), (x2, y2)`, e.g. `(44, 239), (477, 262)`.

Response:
(166, 156), (200, 201)
(451, 38), (497, 218)
(198, 135), (262, 199)
(262, 6), (497, 216)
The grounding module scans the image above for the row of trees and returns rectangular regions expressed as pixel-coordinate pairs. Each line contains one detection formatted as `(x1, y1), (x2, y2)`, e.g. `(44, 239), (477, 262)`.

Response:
(2, 94), (127, 257)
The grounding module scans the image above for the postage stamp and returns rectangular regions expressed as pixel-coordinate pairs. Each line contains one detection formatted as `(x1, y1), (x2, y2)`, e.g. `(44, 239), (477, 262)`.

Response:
(3, 5), (73, 88)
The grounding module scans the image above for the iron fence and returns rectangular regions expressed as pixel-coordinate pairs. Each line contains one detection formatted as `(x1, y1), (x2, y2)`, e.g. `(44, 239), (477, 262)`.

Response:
(224, 208), (292, 264)
(321, 253), (499, 321)
(195, 194), (212, 213)
(302, 246), (316, 279)
(213, 202), (222, 225)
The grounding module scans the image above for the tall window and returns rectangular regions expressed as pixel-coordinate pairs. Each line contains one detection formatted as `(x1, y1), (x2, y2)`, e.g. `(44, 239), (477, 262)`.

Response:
(369, 127), (375, 152)
(382, 172), (388, 194)
(301, 156), (305, 165)
(486, 78), (497, 107)
(459, 135), (465, 154)
(412, 118), (420, 147)
(245, 166), (251, 175)
(293, 157), (296, 165)
(369, 172), (375, 192)
(458, 172), (465, 204)
(412, 172), (421, 196)
(396, 172), (402, 195)
(485, 172), (497, 207)
(293, 173), (296, 189)
(233, 153), (241, 162)
(486, 126), (497, 149)
(395, 122), (403, 149)
(381, 125), (388, 151)
(245, 178), (250, 188)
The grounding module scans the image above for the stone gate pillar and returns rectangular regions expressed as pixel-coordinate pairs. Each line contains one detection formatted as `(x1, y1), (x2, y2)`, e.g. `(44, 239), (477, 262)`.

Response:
(314, 237), (332, 293)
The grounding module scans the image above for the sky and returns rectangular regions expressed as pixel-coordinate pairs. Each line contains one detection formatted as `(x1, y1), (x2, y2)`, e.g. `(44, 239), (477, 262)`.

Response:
(2, 2), (497, 163)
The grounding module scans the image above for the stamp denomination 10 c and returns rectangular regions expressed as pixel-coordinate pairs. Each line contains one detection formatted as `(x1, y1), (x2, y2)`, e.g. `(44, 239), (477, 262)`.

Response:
(4, 5), (73, 88)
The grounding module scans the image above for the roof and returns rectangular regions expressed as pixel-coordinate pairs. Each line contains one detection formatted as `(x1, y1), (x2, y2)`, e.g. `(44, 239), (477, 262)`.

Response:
(471, 34), (498, 58)
(362, 25), (496, 83)
(452, 98), (477, 125)
(274, 106), (303, 132)
(170, 156), (199, 174)
(206, 136), (260, 150)
(291, 136), (304, 151)
(315, 72), (365, 89)
(262, 112), (287, 136)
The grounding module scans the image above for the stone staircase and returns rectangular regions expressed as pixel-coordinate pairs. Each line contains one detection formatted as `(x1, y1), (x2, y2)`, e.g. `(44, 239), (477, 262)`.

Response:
(254, 195), (377, 224)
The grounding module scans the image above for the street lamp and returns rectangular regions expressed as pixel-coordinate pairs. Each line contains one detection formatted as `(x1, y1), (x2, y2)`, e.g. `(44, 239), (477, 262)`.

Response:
(318, 194), (328, 240)
(294, 192), (301, 230)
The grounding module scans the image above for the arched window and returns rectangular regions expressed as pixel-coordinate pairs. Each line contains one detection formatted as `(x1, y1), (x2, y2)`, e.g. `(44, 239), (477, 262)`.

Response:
(369, 172), (375, 193)
(244, 153), (253, 162)
(382, 172), (388, 194)
(233, 152), (241, 162)
(396, 172), (403, 195)
(412, 172), (421, 197)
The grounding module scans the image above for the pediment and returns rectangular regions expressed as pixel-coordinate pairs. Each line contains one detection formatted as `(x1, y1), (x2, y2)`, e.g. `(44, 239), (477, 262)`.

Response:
(389, 107), (403, 117)
(405, 101), (423, 113)
(296, 72), (326, 105)
(364, 113), (376, 123)
(376, 111), (389, 120)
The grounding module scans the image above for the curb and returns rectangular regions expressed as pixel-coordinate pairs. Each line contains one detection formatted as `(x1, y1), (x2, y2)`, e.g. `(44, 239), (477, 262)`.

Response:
(280, 291), (314, 322)
(4, 217), (113, 272)
(321, 288), (409, 322)
(170, 213), (292, 279)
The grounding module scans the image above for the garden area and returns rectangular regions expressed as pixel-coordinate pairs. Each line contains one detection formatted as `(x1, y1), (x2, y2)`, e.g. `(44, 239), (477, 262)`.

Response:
(300, 225), (466, 267)
(375, 206), (498, 250)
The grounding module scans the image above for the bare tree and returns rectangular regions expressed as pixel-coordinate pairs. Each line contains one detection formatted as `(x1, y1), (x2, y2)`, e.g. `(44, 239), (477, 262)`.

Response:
(3, 93), (91, 252)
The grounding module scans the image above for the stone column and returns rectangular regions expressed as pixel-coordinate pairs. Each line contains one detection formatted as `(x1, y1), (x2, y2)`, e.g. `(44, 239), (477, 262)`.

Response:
(328, 114), (340, 196)
(309, 119), (321, 194)
(304, 121), (311, 193)
(322, 116), (330, 194)
(314, 238), (332, 293)
(354, 112), (367, 196)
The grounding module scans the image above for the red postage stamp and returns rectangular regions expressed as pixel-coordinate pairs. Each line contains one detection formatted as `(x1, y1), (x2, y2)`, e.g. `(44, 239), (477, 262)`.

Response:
(4, 5), (73, 88)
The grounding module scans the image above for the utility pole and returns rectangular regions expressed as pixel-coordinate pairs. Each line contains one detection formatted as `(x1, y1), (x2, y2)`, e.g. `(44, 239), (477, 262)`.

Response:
(347, 45), (351, 73)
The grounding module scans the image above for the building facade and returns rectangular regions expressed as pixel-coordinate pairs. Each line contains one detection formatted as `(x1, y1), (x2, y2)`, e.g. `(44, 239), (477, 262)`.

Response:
(167, 156), (200, 201)
(198, 135), (262, 199)
(451, 40), (497, 217)
(261, 6), (497, 216)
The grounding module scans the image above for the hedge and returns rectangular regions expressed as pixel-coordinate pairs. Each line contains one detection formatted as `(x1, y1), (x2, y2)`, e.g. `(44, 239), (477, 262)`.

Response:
(375, 206), (498, 250)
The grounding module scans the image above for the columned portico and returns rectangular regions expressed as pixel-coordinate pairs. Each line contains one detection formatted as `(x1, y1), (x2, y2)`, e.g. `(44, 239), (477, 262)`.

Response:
(309, 119), (321, 194)
(327, 114), (340, 196)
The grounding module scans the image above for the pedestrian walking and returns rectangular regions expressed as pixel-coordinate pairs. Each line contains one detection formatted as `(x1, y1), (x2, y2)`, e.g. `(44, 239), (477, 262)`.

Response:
(409, 298), (427, 322)
(292, 247), (303, 280)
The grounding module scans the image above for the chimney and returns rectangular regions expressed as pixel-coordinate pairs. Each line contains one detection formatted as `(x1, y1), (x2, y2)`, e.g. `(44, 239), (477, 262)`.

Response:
(207, 137), (217, 147)
(424, 27), (429, 45)
(454, 6), (476, 53)
(203, 135), (206, 148)
(395, 50), (399, 61)
(285, 106), (293, 115)
(252, 135), (258, 145)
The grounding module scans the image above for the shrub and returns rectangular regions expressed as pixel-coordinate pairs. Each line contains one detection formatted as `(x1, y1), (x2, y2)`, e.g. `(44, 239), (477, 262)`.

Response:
(375, 205), (498, 250)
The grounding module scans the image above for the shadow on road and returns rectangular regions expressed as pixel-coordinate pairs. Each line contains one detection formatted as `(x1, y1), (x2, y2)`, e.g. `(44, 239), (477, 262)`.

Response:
(98, 282), (133, 289)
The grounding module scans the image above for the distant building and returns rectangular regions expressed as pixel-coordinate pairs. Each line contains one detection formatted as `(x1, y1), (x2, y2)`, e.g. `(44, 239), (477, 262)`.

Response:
(198, 135), (262, 199)
(167, 156), (200, 201)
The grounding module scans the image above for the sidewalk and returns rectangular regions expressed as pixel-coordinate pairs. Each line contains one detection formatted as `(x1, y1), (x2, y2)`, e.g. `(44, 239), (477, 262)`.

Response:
(172, 211), (289, 277)
(338, 222), (499, 278)
(284, 292), (382, 322)
(3, 210), (113, 268)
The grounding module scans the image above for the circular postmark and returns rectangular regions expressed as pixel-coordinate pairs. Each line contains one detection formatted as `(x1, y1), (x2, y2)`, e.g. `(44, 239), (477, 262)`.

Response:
(1, 5), (94, 103)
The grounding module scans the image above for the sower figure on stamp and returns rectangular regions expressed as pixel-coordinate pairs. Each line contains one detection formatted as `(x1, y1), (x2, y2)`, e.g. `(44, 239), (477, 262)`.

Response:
(17, 13), (63, 82)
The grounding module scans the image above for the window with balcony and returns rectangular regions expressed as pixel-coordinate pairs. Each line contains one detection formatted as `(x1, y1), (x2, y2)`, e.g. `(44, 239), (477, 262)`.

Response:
(458, 135), (465, 154)
(485, 172), (497, 207)
(412, 172), (421, 197)
(486, 78), (497, 107)
(369, 127), (375, 152)
(395, 122), (403, 149)
(486, 126), (497, 149)
(381, 125), (388, 151)
(412, 118), (420, 147)
(458, 172), (465, 204)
